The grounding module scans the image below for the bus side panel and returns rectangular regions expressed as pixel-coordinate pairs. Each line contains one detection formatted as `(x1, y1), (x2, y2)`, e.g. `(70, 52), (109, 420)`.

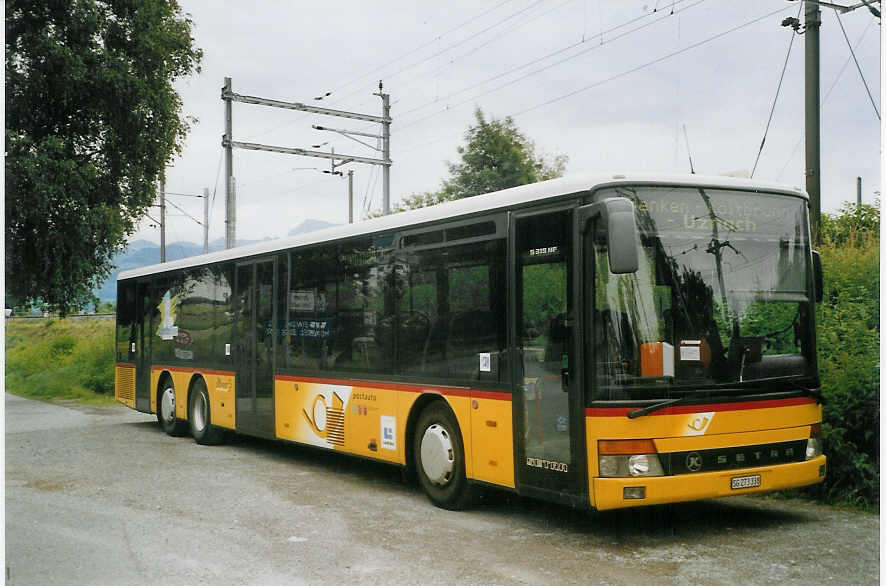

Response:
(469, 395), (515, 488)
(273, 377), (521, 490)
(149, 368), (190, 418)
(274, 377), (404, 465)
(115, 363), (136, 409)
(440, 394), (474, 481)
(150, 368), (160, 414)
(149, 367), (237, 429)
(173, 371), (192, 420)
(206, 372), (236, 430)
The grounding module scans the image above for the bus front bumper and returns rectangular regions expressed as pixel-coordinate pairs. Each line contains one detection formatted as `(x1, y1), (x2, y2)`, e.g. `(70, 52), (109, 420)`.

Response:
(592, 455), (826, 510)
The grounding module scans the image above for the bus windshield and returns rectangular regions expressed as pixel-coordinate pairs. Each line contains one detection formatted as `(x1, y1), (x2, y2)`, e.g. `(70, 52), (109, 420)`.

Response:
(591, 185), (816, 401)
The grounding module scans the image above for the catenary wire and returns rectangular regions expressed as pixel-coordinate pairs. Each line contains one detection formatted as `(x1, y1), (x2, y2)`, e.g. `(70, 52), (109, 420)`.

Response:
(353, 0), (581, 112)
(396, 0), (706, 132)
(750, 3), (802, 178)
(165, 198), (203, 227)
(395, 3), (794, 157)
(321, 0), (518, 100)
(251, 0), (524, 140)
(395, 0), (697, 120)
(775, 18), (876, 180)
(833, 8), (880, 120)
(486, 4), (791, 119)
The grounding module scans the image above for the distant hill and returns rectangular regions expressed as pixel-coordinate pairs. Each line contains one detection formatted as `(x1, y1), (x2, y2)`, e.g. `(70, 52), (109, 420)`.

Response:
(288, 218), (338, 236)
(95, 219), (339, 302)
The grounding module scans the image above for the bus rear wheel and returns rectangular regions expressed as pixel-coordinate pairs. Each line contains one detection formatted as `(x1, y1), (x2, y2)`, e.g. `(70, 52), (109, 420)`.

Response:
(188, 379), (224, 445)
(414, 402), (474, 510)
(157, 378), (188, 437)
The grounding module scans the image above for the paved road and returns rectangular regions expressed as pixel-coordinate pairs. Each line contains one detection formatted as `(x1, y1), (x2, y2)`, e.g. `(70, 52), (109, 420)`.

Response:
(5, 393), (879, 585)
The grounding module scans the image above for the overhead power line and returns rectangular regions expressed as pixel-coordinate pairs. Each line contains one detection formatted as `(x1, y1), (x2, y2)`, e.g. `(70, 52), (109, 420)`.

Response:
(336, 0), (547, 104)
(253, 0), (521, 140)
(507, 5), (793, 118)
(373, 0), (581, 111)
(751, 3), (802, 178)
(776, 17), (876, 180)
(164, 191), (204, 198)
(397, 0), (697, 120)
(396, 0), (705, 132)
(396, 3), (794, 157)
(833, 8), (880, 120)
(323, 0), (518, 100)
(165, 198), (203, 227)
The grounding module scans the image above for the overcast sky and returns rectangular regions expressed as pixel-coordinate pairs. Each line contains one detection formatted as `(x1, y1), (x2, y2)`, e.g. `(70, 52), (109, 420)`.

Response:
(140, 0), (882, 245)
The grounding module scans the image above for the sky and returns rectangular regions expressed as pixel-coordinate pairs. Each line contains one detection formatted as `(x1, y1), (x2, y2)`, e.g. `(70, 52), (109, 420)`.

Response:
(139, 0), (882, 246)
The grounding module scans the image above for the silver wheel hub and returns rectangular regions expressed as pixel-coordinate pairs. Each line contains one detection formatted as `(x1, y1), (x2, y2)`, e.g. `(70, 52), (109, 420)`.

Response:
(420, 423), (454, 486)
(161, 387), (176, 423)
(193, 392), (207, 432)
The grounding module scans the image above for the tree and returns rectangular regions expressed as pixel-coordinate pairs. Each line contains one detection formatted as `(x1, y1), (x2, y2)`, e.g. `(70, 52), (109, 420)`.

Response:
(391, 108), (567, 213)
(5, 0), (202, 314)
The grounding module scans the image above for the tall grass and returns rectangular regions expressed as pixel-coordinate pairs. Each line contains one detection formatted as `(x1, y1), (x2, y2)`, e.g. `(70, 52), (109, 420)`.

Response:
(5, 319), (117, 405)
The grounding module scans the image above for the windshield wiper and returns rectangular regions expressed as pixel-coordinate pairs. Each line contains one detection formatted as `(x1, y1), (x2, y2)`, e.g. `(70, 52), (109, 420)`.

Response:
(627, 397), (687, 419)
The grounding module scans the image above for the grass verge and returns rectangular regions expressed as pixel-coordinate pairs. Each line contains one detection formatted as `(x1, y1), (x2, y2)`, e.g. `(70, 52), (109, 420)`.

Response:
(5, 318), (119, 406)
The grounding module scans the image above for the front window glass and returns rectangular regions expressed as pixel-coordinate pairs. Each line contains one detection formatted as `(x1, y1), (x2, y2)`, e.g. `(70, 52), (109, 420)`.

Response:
(592, 186), (814, 400)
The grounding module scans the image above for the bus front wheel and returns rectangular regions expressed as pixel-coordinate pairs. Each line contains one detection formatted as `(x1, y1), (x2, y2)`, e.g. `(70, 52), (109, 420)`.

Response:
(157, 378), (188, 436)
(414, 401), (474, 510)
(188, 378), (224, 445)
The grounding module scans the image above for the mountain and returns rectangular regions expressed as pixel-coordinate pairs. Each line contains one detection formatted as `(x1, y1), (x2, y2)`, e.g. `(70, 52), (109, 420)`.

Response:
(95, 219), (339, 303)
(288, 218), (338, 237)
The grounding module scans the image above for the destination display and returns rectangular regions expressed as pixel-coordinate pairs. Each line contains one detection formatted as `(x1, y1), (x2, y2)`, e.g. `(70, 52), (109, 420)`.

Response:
(627, 188), (807, 238)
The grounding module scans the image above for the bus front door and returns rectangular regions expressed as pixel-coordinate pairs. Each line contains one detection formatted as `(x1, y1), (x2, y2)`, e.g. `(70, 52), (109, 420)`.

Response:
(234, 259), (276, 438)
(134, 280), (152, 412)
(511, 206), (586, 504)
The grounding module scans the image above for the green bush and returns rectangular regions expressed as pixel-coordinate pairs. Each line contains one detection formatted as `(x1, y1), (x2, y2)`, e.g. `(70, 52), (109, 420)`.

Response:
(5, 319), (117, 404)
(805, 201), (880, 507)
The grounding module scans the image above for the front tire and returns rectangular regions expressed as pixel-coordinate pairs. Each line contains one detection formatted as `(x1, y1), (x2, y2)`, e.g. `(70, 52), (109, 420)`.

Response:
(157, 378), (188, 436)
(188, 378), (224, 445)
(414, 401), (474, 510)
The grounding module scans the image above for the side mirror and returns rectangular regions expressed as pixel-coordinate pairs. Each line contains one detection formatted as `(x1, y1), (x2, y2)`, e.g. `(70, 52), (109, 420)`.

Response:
(580, 198), (639, 274)
(812, 250), (823, 303)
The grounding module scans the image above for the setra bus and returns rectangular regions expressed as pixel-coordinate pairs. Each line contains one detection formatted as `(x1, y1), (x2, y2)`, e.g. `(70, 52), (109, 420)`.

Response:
(114, 172), (826, 510)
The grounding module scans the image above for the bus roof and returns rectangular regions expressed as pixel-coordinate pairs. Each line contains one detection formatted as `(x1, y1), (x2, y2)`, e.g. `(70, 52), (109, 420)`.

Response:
(118, 172), (806, 281)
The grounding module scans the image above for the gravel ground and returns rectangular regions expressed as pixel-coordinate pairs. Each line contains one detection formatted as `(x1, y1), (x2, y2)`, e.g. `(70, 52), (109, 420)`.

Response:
(5, 393), (879, 585)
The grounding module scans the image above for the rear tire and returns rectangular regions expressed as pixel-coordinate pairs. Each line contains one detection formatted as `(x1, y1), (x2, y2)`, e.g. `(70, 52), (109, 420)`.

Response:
(188, 378), (224, 445)
(414, 401), (474, 510)
(157, 377), (188, 436)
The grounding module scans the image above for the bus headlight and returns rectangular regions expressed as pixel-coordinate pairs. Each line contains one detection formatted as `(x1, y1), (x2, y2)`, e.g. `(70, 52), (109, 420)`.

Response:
(598, 440), (665, 477)
(628, 454), (651, 476)
(599, 455), (621, 477)
(806, 423), (823, 460)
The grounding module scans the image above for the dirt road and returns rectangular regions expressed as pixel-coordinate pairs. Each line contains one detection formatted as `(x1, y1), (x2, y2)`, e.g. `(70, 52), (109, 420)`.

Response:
(5, 394), (879, 585)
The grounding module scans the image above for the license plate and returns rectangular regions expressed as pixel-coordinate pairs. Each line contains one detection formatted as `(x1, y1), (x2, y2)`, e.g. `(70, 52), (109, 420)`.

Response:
(731, 474), (761, 490)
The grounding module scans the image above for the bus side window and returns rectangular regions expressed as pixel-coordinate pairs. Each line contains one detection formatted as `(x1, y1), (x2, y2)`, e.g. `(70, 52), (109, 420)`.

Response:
(286, 246), (336, 372)
(398, 238), (506, 383)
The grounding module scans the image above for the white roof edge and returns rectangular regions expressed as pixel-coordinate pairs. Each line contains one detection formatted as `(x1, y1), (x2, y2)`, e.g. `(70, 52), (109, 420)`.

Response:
(118, 172), (807, 281)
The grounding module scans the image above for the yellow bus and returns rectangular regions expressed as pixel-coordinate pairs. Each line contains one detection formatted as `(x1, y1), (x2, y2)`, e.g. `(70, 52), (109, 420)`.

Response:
(115, 173), (826, 510)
